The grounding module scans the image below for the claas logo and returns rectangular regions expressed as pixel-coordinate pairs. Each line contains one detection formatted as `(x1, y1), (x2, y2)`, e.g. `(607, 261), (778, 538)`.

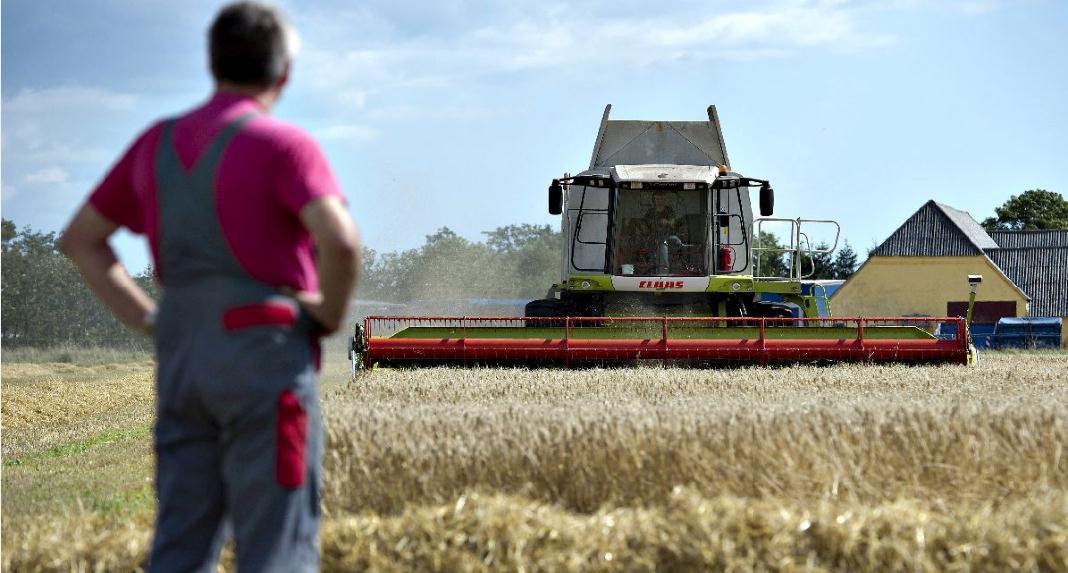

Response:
(637, 280), (686, 289)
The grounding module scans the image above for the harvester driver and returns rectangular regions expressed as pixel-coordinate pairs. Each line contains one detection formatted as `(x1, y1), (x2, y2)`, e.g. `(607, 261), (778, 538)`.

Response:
(646, 193), (681, 241)
(632, 193), (684, 271)
(59, 3), (360, 571)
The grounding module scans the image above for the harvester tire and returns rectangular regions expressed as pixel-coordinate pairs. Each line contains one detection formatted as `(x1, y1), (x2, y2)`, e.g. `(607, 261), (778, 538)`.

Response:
(524, 298), (569, 327)
(350, 323), (367, 376)
(749, 301), (796, 319)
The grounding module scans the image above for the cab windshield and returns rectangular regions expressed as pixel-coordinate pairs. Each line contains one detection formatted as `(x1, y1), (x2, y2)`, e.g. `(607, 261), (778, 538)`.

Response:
(612, 189), (708, 276)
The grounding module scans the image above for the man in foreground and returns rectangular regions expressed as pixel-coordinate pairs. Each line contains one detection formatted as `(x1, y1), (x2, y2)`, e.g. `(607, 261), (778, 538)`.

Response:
(60, 2), (359, 571)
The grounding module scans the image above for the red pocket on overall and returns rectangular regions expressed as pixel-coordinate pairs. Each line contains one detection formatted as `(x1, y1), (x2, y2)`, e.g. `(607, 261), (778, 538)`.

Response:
(276, 389), (307, 488)
(222, 303), (297, 332)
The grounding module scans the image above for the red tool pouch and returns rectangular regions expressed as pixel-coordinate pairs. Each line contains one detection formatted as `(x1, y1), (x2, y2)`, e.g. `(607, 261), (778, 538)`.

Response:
(275, 389), (307, 488)
(222, 302), (297, 332)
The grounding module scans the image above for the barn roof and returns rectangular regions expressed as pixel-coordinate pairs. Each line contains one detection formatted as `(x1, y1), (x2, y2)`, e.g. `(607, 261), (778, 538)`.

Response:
(869, 202), (1068, 316)
(982, 240), (1068, 317)
(871, 200), (998, 256)
(988, 229), (1068, 248)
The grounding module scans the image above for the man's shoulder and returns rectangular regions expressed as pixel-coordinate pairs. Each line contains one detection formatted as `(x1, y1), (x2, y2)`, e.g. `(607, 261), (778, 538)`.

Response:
(116, 119), (170, 161)
(241, 115), (322, 154)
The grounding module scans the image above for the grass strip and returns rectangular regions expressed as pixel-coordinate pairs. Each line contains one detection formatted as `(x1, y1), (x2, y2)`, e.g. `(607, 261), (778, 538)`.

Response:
(1, 345), (152, 365)
(4, 425), (151, 468)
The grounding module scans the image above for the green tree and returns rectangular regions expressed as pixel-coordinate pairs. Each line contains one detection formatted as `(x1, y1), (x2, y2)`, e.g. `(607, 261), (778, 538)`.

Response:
(1, 219), (16, 244)
(356, 224), (564, 304)
(485, 224), (563, 298)
(752, 231), (788, 278)
(1, 218), (156, 348)
(830, 241), (859, 280)
(981, 189), (1068, 230)
(806, 242), (835, 280)
(356, 246), (406, 302)
(483, 223), (558, 254)
(418, 227), (491, 299)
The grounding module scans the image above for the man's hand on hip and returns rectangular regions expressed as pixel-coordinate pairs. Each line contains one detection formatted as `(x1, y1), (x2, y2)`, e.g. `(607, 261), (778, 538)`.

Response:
(60, 204), (158, 335)
(285, 289), (334, 333)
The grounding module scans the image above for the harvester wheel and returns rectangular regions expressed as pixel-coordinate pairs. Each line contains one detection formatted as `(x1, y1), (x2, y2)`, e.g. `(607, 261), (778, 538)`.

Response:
(524, 298), (569, 327)
(749, 301), (796, 319)
(350, 323), (367, 377)
(563, 292), (604, 320)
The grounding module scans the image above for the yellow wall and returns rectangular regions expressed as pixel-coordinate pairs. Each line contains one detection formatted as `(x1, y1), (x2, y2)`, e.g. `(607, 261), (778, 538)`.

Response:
(830, 256), (1028, 318)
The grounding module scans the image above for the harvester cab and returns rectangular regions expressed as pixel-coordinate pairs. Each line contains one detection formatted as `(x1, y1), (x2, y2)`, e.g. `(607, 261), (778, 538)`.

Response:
(528, 104), (839, 322)
(351, 105), (974, 370)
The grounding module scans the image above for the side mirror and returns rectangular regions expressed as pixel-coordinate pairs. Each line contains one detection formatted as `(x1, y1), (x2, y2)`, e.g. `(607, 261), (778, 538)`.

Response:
(548, 180), (563, 215)
(759, 184), (774, 217)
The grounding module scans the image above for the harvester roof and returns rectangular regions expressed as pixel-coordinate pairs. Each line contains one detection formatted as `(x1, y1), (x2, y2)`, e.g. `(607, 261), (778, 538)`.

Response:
(611, 164), (719, 184)
(588, 104), (730, 170)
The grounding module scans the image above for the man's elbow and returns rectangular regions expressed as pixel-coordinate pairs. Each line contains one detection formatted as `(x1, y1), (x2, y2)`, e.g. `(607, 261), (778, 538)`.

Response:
(321, 229), (361, 264)
(60, 205), (116, 261)
(58, 230), (78, 259)
(58, 228), (100, 262)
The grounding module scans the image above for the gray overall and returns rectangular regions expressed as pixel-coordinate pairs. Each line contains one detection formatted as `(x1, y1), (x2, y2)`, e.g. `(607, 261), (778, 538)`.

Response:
(149, 114), (322, 573)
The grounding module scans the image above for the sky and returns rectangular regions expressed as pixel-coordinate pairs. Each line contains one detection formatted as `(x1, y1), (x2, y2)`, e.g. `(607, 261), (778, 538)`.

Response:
(3, 0), (1067, 273)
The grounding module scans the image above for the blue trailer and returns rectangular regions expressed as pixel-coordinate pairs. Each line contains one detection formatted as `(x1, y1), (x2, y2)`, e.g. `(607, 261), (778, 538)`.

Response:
(993, 317), (1062, 349)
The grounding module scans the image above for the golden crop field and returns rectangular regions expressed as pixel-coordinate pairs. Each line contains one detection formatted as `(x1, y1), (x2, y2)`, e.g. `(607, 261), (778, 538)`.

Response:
(3, 351), (1067, 572)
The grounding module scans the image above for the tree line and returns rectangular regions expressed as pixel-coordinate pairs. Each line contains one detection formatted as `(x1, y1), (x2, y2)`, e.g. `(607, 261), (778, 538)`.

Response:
(358, 224), (563, 302)
(1, 219), (157, 348)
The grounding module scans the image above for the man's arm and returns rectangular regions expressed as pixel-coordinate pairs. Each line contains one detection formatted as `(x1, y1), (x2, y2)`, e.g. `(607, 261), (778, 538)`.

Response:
(59, 204), (157, 333)
(295, 196), (361, 334)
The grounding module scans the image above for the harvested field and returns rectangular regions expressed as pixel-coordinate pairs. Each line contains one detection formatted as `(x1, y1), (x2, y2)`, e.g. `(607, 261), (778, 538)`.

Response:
(3, 352), (1067, 571)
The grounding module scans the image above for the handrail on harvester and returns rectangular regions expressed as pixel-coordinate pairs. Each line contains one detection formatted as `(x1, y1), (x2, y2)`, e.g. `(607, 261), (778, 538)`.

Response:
(357, 315), (970, 368)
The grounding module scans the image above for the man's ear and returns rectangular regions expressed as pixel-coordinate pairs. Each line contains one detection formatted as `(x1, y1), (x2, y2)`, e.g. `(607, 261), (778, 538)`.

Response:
(275, 61), (291, 91)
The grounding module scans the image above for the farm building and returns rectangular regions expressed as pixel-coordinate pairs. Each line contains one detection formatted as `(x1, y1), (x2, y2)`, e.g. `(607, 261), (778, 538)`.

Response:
(831, 200), (1068, 347)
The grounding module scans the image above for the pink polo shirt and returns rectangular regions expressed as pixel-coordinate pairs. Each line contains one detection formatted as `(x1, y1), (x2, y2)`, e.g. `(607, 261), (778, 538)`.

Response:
(88, 92), (344, 292)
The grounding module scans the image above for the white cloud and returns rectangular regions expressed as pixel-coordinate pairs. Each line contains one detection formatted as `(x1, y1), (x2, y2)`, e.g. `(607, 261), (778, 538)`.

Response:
(1, 84), (153, 234)
(365, 102), (519, 122)
(290, 0), (895, 120)
(952, 1), (1003, 15)
(314, 124), (379, 144)
(877, 0), (1005, 15)
(23, 167), (70, 185)
(2, 182), (18, 202)
(2, 85), (143, 166)
(3, 86), (137, 114)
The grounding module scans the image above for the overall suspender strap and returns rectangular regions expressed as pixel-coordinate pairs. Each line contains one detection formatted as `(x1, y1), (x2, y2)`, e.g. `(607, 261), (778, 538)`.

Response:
(155, 112), (260, 285)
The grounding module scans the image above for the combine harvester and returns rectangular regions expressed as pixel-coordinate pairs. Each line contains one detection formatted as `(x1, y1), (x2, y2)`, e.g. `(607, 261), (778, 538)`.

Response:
(351, 106), (975, 370)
